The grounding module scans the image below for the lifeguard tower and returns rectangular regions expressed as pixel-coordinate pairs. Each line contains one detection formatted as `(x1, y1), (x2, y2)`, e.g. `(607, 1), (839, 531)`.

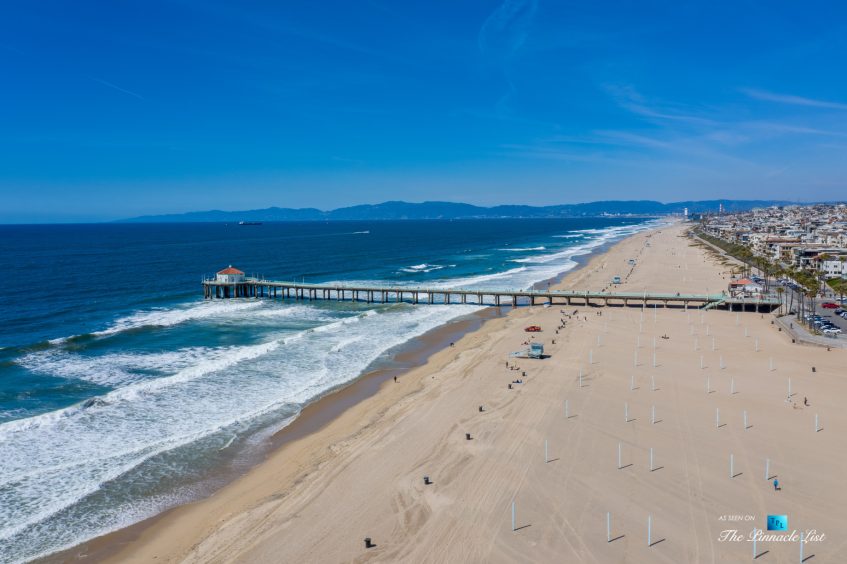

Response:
(510, 342), (545, 359)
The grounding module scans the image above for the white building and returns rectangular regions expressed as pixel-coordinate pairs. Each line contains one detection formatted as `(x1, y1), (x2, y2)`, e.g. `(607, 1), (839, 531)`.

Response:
(216, 266), (245, 284)
(821, 259), (847, 278)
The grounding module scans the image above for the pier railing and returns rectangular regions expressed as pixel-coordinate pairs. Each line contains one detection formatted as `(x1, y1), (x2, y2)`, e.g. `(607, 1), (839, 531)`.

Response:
(202, 277), (780, 311)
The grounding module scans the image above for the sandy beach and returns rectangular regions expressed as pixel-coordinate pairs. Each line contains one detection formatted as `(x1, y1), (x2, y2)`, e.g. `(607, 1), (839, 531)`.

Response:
(69, 222), (846, 563)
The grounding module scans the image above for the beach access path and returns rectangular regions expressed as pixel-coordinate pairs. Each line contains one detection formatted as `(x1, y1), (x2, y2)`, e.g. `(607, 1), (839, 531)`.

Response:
(94, 222), (847, 564)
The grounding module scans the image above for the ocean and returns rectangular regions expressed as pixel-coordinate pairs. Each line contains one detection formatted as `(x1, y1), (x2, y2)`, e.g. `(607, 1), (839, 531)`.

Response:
(0, 217), (658, 562)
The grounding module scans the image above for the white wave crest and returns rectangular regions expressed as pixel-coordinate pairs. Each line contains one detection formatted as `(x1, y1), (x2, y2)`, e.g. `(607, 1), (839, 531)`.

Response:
(0, 303), (482, 560)
(95, 301), (264, 336)
(399, 263), (451, 274)
(498, 246), (546, 251)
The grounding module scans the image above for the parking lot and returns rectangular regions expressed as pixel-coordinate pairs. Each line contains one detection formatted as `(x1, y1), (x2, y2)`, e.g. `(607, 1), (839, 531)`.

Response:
(782, 285), (847, 339)
(811, 298), (847, 335)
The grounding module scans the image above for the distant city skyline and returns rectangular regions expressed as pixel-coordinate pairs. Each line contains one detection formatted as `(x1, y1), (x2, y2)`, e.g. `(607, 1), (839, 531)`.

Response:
(3, 1), (847, 222)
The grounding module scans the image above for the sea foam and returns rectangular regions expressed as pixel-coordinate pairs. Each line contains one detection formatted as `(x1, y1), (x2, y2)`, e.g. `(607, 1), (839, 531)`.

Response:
(0, 218), (663, 563)
(0, 301), (478, 562)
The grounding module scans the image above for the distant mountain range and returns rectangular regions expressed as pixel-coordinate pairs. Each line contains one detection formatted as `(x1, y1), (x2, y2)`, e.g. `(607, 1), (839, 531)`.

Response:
(118, 200), (796, 223)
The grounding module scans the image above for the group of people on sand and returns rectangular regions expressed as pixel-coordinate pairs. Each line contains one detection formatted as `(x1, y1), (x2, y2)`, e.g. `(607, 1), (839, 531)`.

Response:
(504, 361), (526, 389)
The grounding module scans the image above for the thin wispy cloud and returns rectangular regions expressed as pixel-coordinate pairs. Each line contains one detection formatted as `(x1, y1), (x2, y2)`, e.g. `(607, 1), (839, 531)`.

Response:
(90, 77), (144, 100)
(478, 0), (538, 113)
(597, 84), (847, 171)
(741, 88), (847, 111)
(594, 130), (673, 150)
(743, 121), (847, 138)
(183, 1), (411, 66)
(503, 113), (765, 174)
(7, 0), (847, 216)
(703, 131), (750, 146)
(604, 84), (716, 126)
(478, 0), (538, 58)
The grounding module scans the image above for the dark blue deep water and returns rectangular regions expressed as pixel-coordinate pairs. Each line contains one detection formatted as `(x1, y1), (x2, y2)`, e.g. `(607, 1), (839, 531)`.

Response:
(0, 218), (657, 562)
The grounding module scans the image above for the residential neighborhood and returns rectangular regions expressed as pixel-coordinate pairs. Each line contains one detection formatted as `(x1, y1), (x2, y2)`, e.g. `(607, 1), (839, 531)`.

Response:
(699, 204), (847, 276)
(696, 203), (847, 340)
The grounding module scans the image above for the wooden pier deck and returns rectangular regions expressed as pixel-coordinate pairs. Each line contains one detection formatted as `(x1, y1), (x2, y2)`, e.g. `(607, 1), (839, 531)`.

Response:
(202, 278), (780, 312)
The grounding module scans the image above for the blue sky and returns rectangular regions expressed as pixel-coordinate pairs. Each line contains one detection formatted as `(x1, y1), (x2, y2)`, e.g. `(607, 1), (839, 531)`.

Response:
(2, 1), (847, 222)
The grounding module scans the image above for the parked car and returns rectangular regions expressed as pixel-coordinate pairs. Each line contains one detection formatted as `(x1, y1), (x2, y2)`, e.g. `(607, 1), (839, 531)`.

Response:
(822, 302), (839, 309)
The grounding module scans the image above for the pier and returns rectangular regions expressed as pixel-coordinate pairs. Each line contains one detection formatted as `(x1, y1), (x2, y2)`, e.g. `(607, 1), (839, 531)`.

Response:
(202, 269), (779, 312)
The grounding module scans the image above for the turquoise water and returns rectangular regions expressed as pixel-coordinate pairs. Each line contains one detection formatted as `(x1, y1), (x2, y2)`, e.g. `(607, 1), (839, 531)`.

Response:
(0, 218), (657, 562)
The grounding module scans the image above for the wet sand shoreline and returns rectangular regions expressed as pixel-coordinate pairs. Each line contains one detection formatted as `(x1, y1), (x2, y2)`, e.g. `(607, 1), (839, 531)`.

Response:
(41, 306), (507, 563)
(44, 222), (686, 564)
(43, 232), (631, 563)
(141, 220), (843, 563)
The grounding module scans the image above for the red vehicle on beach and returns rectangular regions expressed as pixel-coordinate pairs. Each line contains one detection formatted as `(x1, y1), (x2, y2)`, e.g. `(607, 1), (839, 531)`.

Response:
(524, 325), (542, 332)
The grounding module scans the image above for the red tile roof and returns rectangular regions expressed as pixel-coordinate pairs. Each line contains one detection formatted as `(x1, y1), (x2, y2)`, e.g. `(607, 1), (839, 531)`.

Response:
(217, 266), (244, 275)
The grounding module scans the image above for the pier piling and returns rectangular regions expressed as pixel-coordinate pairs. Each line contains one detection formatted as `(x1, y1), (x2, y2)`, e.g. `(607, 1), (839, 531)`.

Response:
(201, 276), (779, 311)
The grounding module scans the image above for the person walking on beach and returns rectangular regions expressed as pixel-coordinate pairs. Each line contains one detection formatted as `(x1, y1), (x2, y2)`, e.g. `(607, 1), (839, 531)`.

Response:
(773, 479), (779, 491)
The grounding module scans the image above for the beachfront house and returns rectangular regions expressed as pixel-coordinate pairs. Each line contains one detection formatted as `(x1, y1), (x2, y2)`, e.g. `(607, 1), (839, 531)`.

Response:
(728, 278), (764, 296)
(216, 266), (245, 284)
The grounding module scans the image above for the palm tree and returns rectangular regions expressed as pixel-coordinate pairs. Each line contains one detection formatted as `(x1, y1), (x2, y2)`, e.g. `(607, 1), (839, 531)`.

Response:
(787, 283), (796, 315)
(828, 277), (846, 304)
(817, 253), (832, 297)
(760, 258), (778, 292)
(786, 268), (801, 316)
(737, 249), (753, 277)
(793, 268), (820, 328)
(806, 288), (818, 331)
